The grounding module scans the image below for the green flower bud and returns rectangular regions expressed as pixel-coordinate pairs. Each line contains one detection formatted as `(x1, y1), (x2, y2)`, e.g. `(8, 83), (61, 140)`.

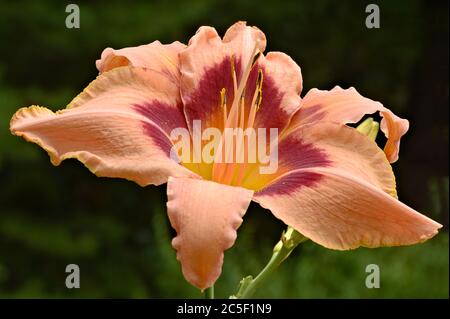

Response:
(356, 117), (379, 141)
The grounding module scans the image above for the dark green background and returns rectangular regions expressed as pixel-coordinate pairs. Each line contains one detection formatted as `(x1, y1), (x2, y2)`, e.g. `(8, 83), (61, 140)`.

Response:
(0, 0), (448, 298)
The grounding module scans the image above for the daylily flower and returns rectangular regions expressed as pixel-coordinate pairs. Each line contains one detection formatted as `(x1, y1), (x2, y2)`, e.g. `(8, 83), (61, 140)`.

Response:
(10, 22), (441, 290)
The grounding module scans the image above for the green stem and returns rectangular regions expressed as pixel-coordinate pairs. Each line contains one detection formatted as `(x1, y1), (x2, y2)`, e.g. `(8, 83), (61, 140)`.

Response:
(204, 285), (214, 299)
(232, 227), (307, 299)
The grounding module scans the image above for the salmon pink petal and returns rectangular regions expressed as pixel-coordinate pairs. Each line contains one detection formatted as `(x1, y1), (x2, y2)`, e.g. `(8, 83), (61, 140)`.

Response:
(180, 21), (302, 133)
(10, 66), (195, 186)
(287, 86), (409, 162)
(96, 40), (186, 84)
(253, 123), (441, 249)
(167, 177), (253, 289)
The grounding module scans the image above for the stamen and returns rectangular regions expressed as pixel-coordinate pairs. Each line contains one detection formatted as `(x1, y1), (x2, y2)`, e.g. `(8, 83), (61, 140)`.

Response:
(212, 40), (262, 184)
(225, 42), (261, 131)
(236, 69), (264, 186)
(220, 88), (227, 129)
(220, 87), (227, 108)
(239, 94), (245, 129)
(255, 69), (263, 112)
(230, 95), (247, 185)
(231, 55), (238, 95)
(247, 69), (264, 129)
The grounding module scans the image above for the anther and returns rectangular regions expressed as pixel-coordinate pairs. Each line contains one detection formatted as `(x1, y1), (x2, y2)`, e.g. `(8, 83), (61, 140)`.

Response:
(220, 88), (227, 108)
(256, 69), (263, 111)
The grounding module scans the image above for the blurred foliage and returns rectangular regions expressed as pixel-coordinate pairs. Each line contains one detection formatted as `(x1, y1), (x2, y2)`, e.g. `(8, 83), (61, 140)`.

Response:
(0, 0), (448, 298)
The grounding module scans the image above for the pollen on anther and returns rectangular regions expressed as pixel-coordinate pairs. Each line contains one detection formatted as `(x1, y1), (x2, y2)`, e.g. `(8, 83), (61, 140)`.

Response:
(256, 69), (264, 111)
(220, 88), (227, 108)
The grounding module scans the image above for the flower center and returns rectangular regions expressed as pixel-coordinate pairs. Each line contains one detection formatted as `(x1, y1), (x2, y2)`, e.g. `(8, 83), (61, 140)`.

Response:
(211, 42), (264, 186)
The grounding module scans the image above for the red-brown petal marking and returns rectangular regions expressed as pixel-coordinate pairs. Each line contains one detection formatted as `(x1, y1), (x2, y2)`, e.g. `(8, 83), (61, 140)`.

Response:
(182, 56), (241, 133)
(133, 101), (188, 138)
